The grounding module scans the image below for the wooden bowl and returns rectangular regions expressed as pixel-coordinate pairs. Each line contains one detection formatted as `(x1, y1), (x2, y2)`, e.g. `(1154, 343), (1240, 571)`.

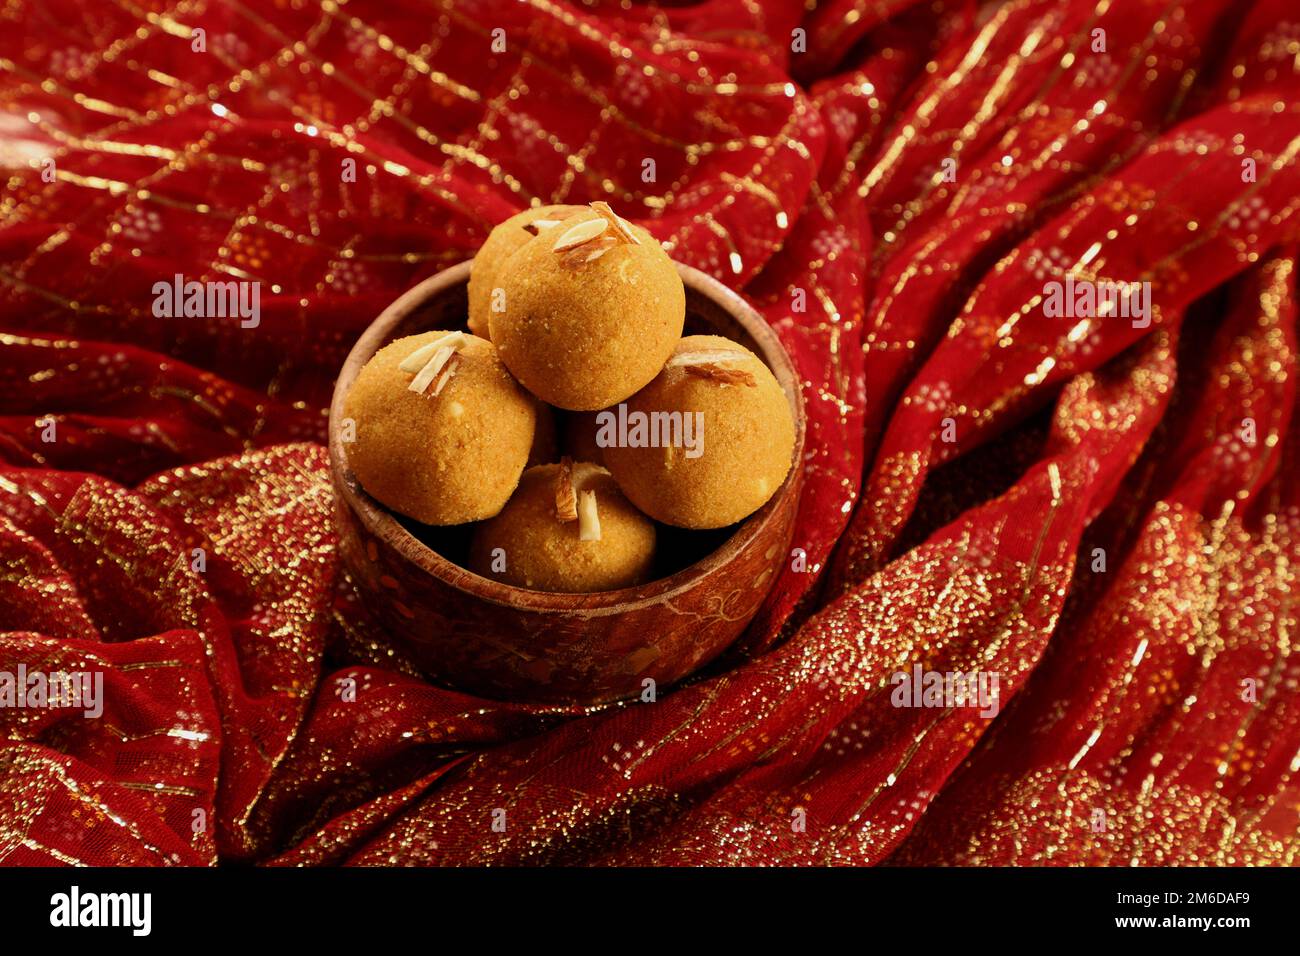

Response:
(328, 260), (805, 705)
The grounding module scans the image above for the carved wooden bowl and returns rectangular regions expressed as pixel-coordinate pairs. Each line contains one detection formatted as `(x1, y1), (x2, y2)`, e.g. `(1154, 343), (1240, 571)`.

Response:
(328, 260), (805, 705)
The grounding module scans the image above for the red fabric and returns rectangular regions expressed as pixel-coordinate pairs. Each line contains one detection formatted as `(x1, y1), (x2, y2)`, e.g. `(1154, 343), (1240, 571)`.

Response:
(1, 0), (1298, 865)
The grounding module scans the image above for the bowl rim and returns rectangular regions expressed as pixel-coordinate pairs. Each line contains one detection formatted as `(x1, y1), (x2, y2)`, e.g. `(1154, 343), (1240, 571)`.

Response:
(328, 259), (806, 613)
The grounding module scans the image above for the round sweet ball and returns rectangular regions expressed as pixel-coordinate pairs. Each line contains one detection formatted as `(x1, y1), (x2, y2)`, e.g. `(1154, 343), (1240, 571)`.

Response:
(468, 460), (656, 593)
(491, 203), (685, 411)
(603, 335), (795, 529)
(343, 331), (536, 525)
(468, 204), (586, 337)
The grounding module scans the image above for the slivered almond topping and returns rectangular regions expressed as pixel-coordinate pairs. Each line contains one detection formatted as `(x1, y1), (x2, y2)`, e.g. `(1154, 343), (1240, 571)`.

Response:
(399, 331), (469, 373)
(554, 456), (578, 521)
(590, 201), (640, 244)
(577, 489), (601, 541)
(667, 348), (748, 367)
(684, 363), (756, 386)
(430, 358), (459, 396)
(560, 235), (617, 268)
(408, 346), (460, 395)
(668, 349), (757, 387)
(523, 218), (564, 235)
(552, 217), (609, 251)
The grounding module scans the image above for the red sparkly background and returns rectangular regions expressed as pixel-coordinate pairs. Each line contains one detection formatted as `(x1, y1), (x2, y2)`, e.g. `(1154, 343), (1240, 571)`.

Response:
(1, 0), (1298, 865)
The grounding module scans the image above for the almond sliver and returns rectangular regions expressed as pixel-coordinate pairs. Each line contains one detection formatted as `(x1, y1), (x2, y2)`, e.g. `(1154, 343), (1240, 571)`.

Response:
(667, 348), (750, 367)
(555, 457), (578, 521)
(431, 357), (459, 396)
(590, 201), (640, 244)
(668, 349), (756, 386)
(408, 346), (457, 394)
(399, 331), (469, 373)
(553, 217), (609, 251)
(578, 489), (601, 541)
(684, 363), (756, 387)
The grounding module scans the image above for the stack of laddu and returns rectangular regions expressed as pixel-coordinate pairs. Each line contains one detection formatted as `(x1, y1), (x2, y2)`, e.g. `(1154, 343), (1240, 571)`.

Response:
(343, 201), (795, 593)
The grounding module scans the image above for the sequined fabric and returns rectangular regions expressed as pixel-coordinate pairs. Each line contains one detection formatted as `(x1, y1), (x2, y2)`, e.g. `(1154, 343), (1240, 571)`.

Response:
(1, 0), (1298, 866)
